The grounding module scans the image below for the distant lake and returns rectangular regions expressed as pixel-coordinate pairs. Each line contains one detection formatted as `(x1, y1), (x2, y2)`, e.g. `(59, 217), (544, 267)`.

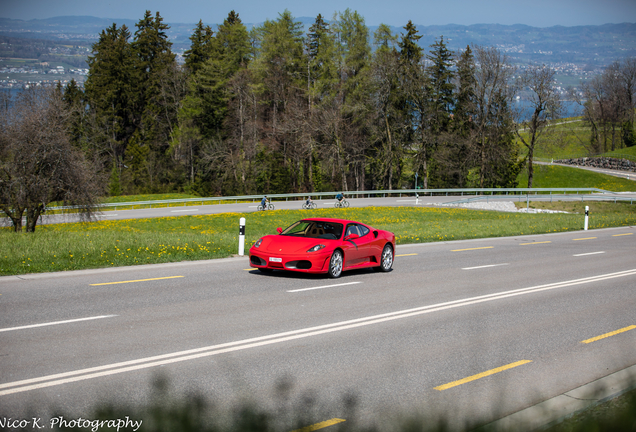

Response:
(514, 99), (582, 121)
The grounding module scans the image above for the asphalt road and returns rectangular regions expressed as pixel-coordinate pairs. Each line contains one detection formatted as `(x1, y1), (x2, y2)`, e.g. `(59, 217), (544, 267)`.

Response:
(1, 226), (635, 429)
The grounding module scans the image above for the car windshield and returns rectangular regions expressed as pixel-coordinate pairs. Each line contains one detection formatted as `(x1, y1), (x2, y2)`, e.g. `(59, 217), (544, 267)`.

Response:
(281, 220), (343, 240)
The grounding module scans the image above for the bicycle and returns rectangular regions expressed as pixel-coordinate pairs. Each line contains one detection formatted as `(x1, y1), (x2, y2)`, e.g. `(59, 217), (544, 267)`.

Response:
(334, 200), (349, 208)
(302, 202), (317, 210)
(257, 203), (275, 211)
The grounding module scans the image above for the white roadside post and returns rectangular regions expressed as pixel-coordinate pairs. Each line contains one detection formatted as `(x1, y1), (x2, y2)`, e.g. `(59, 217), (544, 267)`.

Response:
(238, 217), (246, 256)
(584, 206), (589, 231)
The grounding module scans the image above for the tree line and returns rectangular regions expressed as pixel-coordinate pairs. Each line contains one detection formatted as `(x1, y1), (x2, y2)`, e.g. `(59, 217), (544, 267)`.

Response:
(59, 9), (537, 196)
(3, 9), (636, 233)
(56, 10), (636, 195)
(575, 58), (636, 154)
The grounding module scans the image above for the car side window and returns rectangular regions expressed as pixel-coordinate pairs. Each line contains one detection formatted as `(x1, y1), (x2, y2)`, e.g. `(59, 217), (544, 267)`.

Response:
(358, 225), (370, 237)
(346, 224), (361, 237)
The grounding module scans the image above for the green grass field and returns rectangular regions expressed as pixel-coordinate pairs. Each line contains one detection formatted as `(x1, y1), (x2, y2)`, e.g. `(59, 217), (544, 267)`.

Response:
(518, 163), (636, 190)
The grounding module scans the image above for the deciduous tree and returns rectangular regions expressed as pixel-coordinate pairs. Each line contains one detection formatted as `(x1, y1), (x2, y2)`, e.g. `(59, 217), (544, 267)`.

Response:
(0, 88), (102, 232)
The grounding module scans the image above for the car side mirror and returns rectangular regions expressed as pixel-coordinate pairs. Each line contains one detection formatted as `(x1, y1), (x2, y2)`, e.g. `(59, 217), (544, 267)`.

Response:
(276, 227), (283, 234)
(345, 233), (359, 241)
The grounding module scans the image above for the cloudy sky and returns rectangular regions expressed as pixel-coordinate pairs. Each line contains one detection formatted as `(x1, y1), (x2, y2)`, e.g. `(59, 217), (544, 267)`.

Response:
(2, 0), (636, 27)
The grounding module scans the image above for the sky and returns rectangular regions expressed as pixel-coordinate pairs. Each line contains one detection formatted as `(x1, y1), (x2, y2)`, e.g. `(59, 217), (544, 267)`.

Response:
(2, 0), (636, 27)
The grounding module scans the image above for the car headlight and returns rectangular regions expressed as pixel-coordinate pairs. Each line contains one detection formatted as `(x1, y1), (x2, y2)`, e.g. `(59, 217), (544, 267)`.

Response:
(254, 238), (263, 248)
(306, 244), (325, 253)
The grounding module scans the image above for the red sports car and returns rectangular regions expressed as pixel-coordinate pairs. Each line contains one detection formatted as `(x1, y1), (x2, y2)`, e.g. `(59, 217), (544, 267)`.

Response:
(249, 218), (395, 278)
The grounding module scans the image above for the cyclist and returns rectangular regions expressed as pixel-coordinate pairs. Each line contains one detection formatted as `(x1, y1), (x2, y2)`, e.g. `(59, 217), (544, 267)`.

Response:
(336, 192), (344, 204)
(260, 195), (268, 210)
(305, 196), (313, 208)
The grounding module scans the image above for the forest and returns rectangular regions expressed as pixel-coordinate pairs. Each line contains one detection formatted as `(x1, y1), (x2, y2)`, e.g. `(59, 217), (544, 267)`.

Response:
(50, 10), (636, 196)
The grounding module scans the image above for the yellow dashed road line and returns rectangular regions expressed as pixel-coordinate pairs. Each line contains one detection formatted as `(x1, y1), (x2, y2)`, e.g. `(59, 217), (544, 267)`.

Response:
(434, 360), (532, 391)
(90, 276), (184, 286)
(581, 325), (636, 344)
(291, 418), (346, 432)
(451, 246), (494, 252)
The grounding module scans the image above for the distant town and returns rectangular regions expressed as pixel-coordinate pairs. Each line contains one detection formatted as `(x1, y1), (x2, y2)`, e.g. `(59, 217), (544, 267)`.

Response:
(1, 16), (635, 92)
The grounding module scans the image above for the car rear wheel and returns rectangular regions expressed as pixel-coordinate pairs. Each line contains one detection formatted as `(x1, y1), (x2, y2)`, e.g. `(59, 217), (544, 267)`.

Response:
(378, 244), (393, 272)
(328, 250), (343, 278)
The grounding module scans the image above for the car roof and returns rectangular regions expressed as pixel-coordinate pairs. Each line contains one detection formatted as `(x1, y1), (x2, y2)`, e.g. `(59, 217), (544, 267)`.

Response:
(300, 217), (360, 225)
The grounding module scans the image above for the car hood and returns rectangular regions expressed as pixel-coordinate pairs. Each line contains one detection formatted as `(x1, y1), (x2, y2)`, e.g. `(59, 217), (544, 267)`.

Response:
(256, 235), (335, 254)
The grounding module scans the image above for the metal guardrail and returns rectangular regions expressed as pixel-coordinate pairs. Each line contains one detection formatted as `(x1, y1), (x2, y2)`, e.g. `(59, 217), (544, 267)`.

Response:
(45, 187), (613, 211)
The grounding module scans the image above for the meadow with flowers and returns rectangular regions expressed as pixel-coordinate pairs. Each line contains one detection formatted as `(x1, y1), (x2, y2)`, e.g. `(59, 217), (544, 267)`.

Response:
(2, 202), (635, 276)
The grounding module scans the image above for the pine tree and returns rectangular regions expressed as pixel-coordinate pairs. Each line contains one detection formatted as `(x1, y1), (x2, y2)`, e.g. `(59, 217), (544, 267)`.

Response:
(184, 20), (213, 75)
(84, 23), (136, 190)
(427, 36), (455, 134)
(129, 11), (177, 189)
(62, 79), (86, 150)
(399, 21), (422, 64)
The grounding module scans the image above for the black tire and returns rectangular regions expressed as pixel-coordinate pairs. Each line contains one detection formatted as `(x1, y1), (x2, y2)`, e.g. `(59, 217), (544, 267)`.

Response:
(327, 250), (343, 278)
(302, 203), (308, 209)
(376, 244), (393, 272)
(257, 205), (264, 211)
(343, 200), (350, 208)
(311, 202), (317, 209)
(334, 202), (340, 208)
(268, 204), (275, 210)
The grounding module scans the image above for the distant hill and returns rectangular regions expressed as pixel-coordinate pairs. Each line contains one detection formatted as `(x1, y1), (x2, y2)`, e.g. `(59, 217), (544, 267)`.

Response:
(1, 16), (635, 67)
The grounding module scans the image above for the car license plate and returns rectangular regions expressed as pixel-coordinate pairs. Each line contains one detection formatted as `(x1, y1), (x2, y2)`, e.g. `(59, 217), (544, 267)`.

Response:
(269, 257), (282, 262)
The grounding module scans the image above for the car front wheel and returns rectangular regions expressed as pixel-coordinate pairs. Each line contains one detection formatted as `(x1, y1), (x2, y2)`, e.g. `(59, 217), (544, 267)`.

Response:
(328, 250), (343, 278)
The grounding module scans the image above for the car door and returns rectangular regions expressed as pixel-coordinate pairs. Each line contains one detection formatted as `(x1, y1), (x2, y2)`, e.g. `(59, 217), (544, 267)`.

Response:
(343, 223), (375, 266)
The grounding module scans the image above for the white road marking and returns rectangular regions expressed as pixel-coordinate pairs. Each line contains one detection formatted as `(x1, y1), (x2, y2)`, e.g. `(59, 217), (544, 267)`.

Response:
(287, 281), (362, 293)
(0, 315), (117, 333)
(396, 199), (417, 202)
(573, 251), (605, 257)
(170, 209), (198, 213)
(3, 268), (636, 396)
(462, 263), (509, 270)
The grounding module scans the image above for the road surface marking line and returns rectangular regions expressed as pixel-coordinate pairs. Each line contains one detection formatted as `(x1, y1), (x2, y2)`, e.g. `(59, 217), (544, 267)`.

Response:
(291, 418), (346, 432)
(396, 253), (418, 257)
(434, 360), (532, 391)
(244, 268), (254, 271)
(581, 325), (636, 344)
(519, 241), (552, 245)
(288, 282), (361, 293)
(0, 315), (117, 333)
(90, 276), (184, 286)
(3, 269), (636, 396)
(613, 233), (633, 237)
(573, 237), (597, 241)
(170, 209), (198, 213)
(451, 246), (494, 252)
(573, 251), (605, 257)
(462, 263), (509, 270)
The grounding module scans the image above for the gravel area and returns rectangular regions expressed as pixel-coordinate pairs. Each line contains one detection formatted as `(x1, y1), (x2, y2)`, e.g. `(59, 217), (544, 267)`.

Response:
(433, 201), (569, 213)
